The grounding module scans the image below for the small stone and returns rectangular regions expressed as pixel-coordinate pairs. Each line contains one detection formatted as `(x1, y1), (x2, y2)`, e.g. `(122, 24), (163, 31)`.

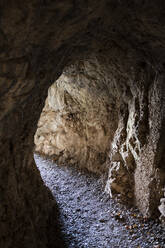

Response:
(99, 218), (106, 223)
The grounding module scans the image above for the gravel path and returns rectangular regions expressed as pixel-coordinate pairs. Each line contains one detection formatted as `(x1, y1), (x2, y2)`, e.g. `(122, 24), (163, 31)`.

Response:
(34, 154), (165, 248)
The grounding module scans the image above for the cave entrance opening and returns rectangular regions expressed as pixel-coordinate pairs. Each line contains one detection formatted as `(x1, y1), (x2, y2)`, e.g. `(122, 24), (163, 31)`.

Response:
(34, 61), (117, 174)
(33, 59), (135, 209)
(33, 63), (121, 246)
(33, 60), (165, 247)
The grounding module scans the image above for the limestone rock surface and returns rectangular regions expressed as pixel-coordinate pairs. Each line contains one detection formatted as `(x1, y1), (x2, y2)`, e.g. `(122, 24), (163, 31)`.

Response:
(35, 62), (118, 173)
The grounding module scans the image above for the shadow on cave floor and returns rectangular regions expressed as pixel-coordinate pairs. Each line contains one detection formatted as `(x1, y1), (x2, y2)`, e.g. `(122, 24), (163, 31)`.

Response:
(34, 154), (165, 248)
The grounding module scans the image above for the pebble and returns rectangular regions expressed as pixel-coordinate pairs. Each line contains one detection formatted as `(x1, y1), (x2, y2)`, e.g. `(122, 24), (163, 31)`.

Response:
(35, 154), (165, 248)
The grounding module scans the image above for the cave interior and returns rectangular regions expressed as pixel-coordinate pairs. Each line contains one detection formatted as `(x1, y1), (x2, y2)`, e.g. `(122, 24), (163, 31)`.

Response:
(0, 0), (165, 247)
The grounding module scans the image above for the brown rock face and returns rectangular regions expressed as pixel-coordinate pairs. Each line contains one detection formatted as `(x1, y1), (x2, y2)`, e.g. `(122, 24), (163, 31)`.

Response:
(0, 0), (165, 246)
(35, 61), (118, 173)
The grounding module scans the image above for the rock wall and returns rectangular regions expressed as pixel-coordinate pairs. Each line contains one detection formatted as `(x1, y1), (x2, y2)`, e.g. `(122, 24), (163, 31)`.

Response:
(105, 69), (165, 217)
(0, 0), (165, 247)
(36, 57), (165, 218)
(35, 62), (118, 173)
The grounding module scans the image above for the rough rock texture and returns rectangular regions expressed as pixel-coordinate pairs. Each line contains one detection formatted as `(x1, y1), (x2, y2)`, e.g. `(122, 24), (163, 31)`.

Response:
(159, 188), (165, 226)
(35, 62), (118, 173)
(0, 0), (165, 247)
(105, 70), (165, 217)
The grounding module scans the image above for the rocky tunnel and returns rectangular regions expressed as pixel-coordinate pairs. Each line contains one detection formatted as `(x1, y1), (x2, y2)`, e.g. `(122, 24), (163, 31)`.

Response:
(0, 0), (165, 247)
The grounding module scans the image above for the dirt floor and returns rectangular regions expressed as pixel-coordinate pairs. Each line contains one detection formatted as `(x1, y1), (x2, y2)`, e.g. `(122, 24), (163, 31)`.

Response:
(34, 154), (165, 248)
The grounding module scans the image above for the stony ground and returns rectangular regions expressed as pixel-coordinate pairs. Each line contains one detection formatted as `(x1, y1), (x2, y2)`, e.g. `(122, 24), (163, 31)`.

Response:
(34, 154), (165, 248)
